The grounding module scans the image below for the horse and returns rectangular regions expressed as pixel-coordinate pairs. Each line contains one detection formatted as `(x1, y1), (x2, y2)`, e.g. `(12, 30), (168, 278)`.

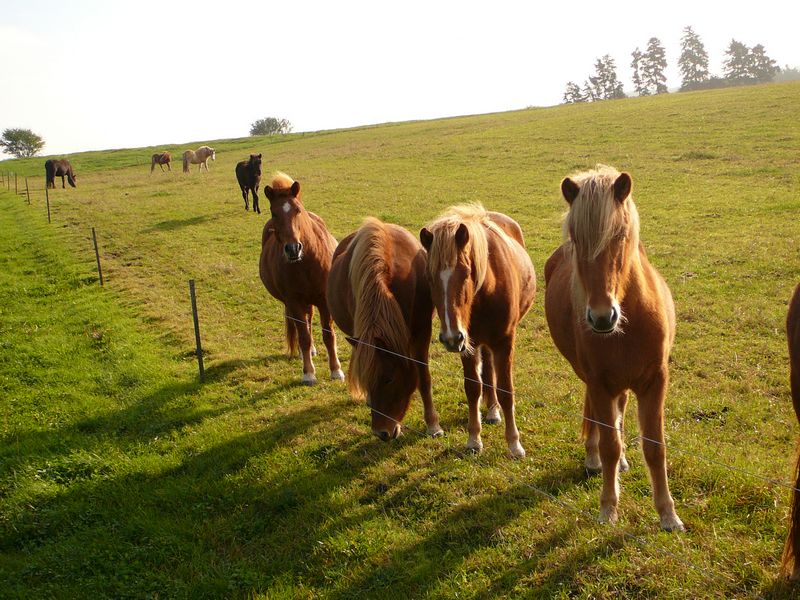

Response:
(235, 154), (262, 213)
(543, 165), (683, 531)
(783, 283), (800, 579)
(258, 172), (343, 385)
(150, 151), (172, 173)
(45, 159), (76, 188)
(420, 204), (536, 458)
(182, 146), (216, 173)
(328, 217), (443, 441)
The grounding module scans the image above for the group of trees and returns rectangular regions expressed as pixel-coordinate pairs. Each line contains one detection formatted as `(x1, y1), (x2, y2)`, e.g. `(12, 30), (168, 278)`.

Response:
(249, 117), (292, 136)
(0, 128), (45, 158)
(564, 26), (787, 103)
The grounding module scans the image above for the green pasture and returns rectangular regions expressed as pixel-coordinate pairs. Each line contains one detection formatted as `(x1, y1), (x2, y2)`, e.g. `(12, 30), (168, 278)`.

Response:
(1, 81), (799, 598)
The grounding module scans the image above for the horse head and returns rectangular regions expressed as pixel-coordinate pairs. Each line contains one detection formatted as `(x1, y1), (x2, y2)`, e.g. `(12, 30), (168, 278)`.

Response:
(265, 176), (305, 262)
(562, 168), (637, 335)
(250, 154), (262, 177)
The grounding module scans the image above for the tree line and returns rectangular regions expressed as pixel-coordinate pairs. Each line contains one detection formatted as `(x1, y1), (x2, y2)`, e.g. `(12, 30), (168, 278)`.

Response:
(563, 26), (797, 103)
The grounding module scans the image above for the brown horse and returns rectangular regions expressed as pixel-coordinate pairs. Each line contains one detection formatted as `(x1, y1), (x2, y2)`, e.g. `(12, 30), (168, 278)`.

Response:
(150, 151), (171, 173)
(182, 146), (215, 173)
(544, 165), (683, 531)
(420, 204), (536, 458)
(235, 154), (262, 213)
(45, 159), (76, 188)
(783, 283), (800, 579)
(258, 172), (343, 385)
(328, 217), (443, 441)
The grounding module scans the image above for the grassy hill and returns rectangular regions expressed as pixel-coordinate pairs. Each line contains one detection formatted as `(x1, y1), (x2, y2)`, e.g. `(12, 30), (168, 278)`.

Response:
(1, 81), (799, 598)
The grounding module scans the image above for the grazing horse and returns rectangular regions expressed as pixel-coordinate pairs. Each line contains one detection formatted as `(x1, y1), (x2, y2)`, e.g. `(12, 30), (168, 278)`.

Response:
(420, 204), (536, 458)
(235, 154), (262, 213)
(258, 172), (343, 385)
(544, 165), (683, 531)
(328, 217), (443, 441)
(783, 283), (800, 580)
(182, 146), (216, 173)
(150, 151), (172, 173)
(45, 159), (76, 188)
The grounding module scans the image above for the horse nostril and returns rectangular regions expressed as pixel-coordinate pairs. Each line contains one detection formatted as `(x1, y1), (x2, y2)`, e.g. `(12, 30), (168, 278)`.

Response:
(456, 331), (464, 343)
(297, 242), (303, 251)
(609, 306), (619, 324)
(439, 333), (446, 344)
(376, 431), (390, 442)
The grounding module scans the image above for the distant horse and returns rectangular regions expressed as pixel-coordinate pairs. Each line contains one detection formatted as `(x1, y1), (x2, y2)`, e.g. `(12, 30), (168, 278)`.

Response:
(544, 165), (683, 531)
(182, 146), (215, 173)
(235, 154), (262, 213)
(258, 172), (343, 385)
(45, 159), (76, 188)
(420, 204), (536, 458)
(783, 283), (800, 579)
(150, 151), (172, 173)
(328, 217), (443, 441)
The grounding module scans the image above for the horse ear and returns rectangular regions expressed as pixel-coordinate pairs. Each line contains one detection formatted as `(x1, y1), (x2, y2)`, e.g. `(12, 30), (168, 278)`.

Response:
(257, 153), (262, 159)
(420, 228), (433, 251)
(291, 181), (301, 197)
(613, 172), (632, 203)
(455, 223), (469, 249)
(264, 185), (274, 201)
(561, 177), (580, 205)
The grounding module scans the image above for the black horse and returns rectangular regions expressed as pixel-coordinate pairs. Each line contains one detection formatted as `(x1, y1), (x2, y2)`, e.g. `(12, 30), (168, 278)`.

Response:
(45, 159), (77, 189)
(235, 154), (262, 213)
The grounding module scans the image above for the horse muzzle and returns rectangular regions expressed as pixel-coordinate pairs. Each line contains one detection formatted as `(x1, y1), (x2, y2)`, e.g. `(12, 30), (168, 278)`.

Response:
(439, 330), (466, 353)
(374, 423), (401, 442)
(586, 305), (620, 334)
(284, 243), (303, 263)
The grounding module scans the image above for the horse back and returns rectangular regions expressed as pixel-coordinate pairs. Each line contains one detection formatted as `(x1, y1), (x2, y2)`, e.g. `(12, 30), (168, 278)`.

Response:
(488, 211), (525, 247)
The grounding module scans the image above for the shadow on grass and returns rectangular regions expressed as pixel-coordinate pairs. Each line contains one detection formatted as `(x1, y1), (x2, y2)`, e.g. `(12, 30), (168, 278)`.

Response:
(142, 214), (216, 233)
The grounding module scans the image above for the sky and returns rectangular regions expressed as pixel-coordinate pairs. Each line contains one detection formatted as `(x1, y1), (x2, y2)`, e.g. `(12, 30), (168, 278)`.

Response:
(1, 0), (798, 157)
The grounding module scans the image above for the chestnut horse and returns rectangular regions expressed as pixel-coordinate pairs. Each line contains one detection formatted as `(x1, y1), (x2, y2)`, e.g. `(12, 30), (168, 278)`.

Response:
(544, 165), (683, 531)
(258, 172), (343, 385)
(783, 283), (800, 579)
(45, 159), (76, 188)
(182, 146), (215, 173)
(420, 204), (536, 458)
(150, 151), (171, 173)
(235, 153), (262, 213)
(328, 217), (443, 441)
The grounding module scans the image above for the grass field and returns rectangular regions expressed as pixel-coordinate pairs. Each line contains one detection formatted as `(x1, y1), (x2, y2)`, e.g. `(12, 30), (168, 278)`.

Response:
(1, 81), (800, 598)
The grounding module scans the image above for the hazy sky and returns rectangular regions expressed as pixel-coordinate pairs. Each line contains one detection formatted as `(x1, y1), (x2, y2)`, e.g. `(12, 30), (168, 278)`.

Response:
(1, 0), (797, 157)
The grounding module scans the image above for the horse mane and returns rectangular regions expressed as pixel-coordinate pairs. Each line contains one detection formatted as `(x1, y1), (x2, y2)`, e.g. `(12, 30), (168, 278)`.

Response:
(347, 218), (411, 400)
(425, 203), (504, 292)
(563, 164), (640, 260)
(270, 171), (295, 192)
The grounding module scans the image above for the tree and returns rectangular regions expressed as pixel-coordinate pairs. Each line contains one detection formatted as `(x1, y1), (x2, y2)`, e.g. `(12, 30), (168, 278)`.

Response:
(588, 55), (626, 101)
(250, 117), (293, 136)
(0, 128), (45, 158)
(749, 44), (778, 82)
(678, 26), (709, 90)
(642, 37), (668, 94)
(723, 39), (752, 81)
(562, 81), (586, 104)
(631, 48), (647, 96)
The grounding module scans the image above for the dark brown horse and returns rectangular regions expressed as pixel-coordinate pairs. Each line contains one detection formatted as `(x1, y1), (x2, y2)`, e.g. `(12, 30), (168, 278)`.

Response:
(544, 165), (683, 531)
(328, 217), (443, 441)
(235, 154), (262, 213)
(45, 159), (76, 188)
(783, 283), (800, 579)
(420, 204), (536, 458)
(150, 152), (171, 173)
(259, 172), (343, 385)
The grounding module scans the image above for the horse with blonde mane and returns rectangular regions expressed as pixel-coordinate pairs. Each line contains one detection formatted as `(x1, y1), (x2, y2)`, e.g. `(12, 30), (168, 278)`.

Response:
(328, 217), (443, 441)
(182, 146), (215, 173)
(258, 172), (343, 385)
(783, 283), (800, 579)
(420, 204), (536, 458)
(150, 151), (171, 173)
(544, 165), (683, 531)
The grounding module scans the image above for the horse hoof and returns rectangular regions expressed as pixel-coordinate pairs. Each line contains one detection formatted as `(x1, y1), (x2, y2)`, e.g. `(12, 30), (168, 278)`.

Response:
(659, 514), (685, 532)
(584, 457), (602, 474)
(619, 455), (630, 473)
(507, 442), (526, 459)
(485, 407), (502, 424)
(330, 369), (345, 381)
(311, 346), (318, 358)
(584, 466), (602, 477)
(427, 425), (444, 438)
(597, 507), (619, 525)
(301, 374), (317, 386)
(465, 438), (483, 453)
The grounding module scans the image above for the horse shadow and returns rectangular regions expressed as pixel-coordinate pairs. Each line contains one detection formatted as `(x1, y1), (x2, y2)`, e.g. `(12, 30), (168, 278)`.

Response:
(142, 215), (210, 232)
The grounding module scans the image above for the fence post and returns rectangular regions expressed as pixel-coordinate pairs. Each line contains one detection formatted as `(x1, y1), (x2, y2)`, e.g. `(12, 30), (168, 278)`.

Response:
(25, 177), (30, 204)
(189, 279), (205, 382)
(45, 185), (51, 223)
(14, 173), (18, 195)
(91, 227), (104, 286)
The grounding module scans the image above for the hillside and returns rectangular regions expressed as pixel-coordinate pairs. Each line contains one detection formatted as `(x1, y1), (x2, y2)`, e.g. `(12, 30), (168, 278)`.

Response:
(1, 81), (800, 598)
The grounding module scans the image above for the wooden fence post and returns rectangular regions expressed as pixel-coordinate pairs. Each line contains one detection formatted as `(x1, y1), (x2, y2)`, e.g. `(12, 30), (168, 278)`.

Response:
(91, 227), (104, 286)
(189, 279), (205, 382)
(45, 185), (51, 223)
(14, 173), (18, 195)
(25, 177), (30, 204)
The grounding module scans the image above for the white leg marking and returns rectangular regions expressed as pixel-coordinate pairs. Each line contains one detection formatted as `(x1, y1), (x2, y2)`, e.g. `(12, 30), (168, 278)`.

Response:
(330, 369), (345, 381)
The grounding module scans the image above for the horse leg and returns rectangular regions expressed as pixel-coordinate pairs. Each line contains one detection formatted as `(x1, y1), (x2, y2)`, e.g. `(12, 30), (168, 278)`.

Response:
(461, 352), (483, 452)
(288, 304), (316, 385)
(151, 162), (155, 173)
(61, 175), (66, 188)
(318, 303), (344, 381)
(590, 386), (623, 524)
(252, 188), (260, 214)
(306, 310), (317, 357)
(492, 336), (525, 459)
(635, 371), (684, 531)
(412, 318), (443, 437)
(583, 389), (601, 473)
(241, 187), (249, 211)
(617, 391), (630, 472)
(480, 346), (501, 424)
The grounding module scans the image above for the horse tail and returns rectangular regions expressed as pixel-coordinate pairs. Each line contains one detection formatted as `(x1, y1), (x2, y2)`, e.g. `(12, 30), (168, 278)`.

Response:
(284, 312), (299, 357)
(782, 446), (800, 578)
(182, 153), (189, 173)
